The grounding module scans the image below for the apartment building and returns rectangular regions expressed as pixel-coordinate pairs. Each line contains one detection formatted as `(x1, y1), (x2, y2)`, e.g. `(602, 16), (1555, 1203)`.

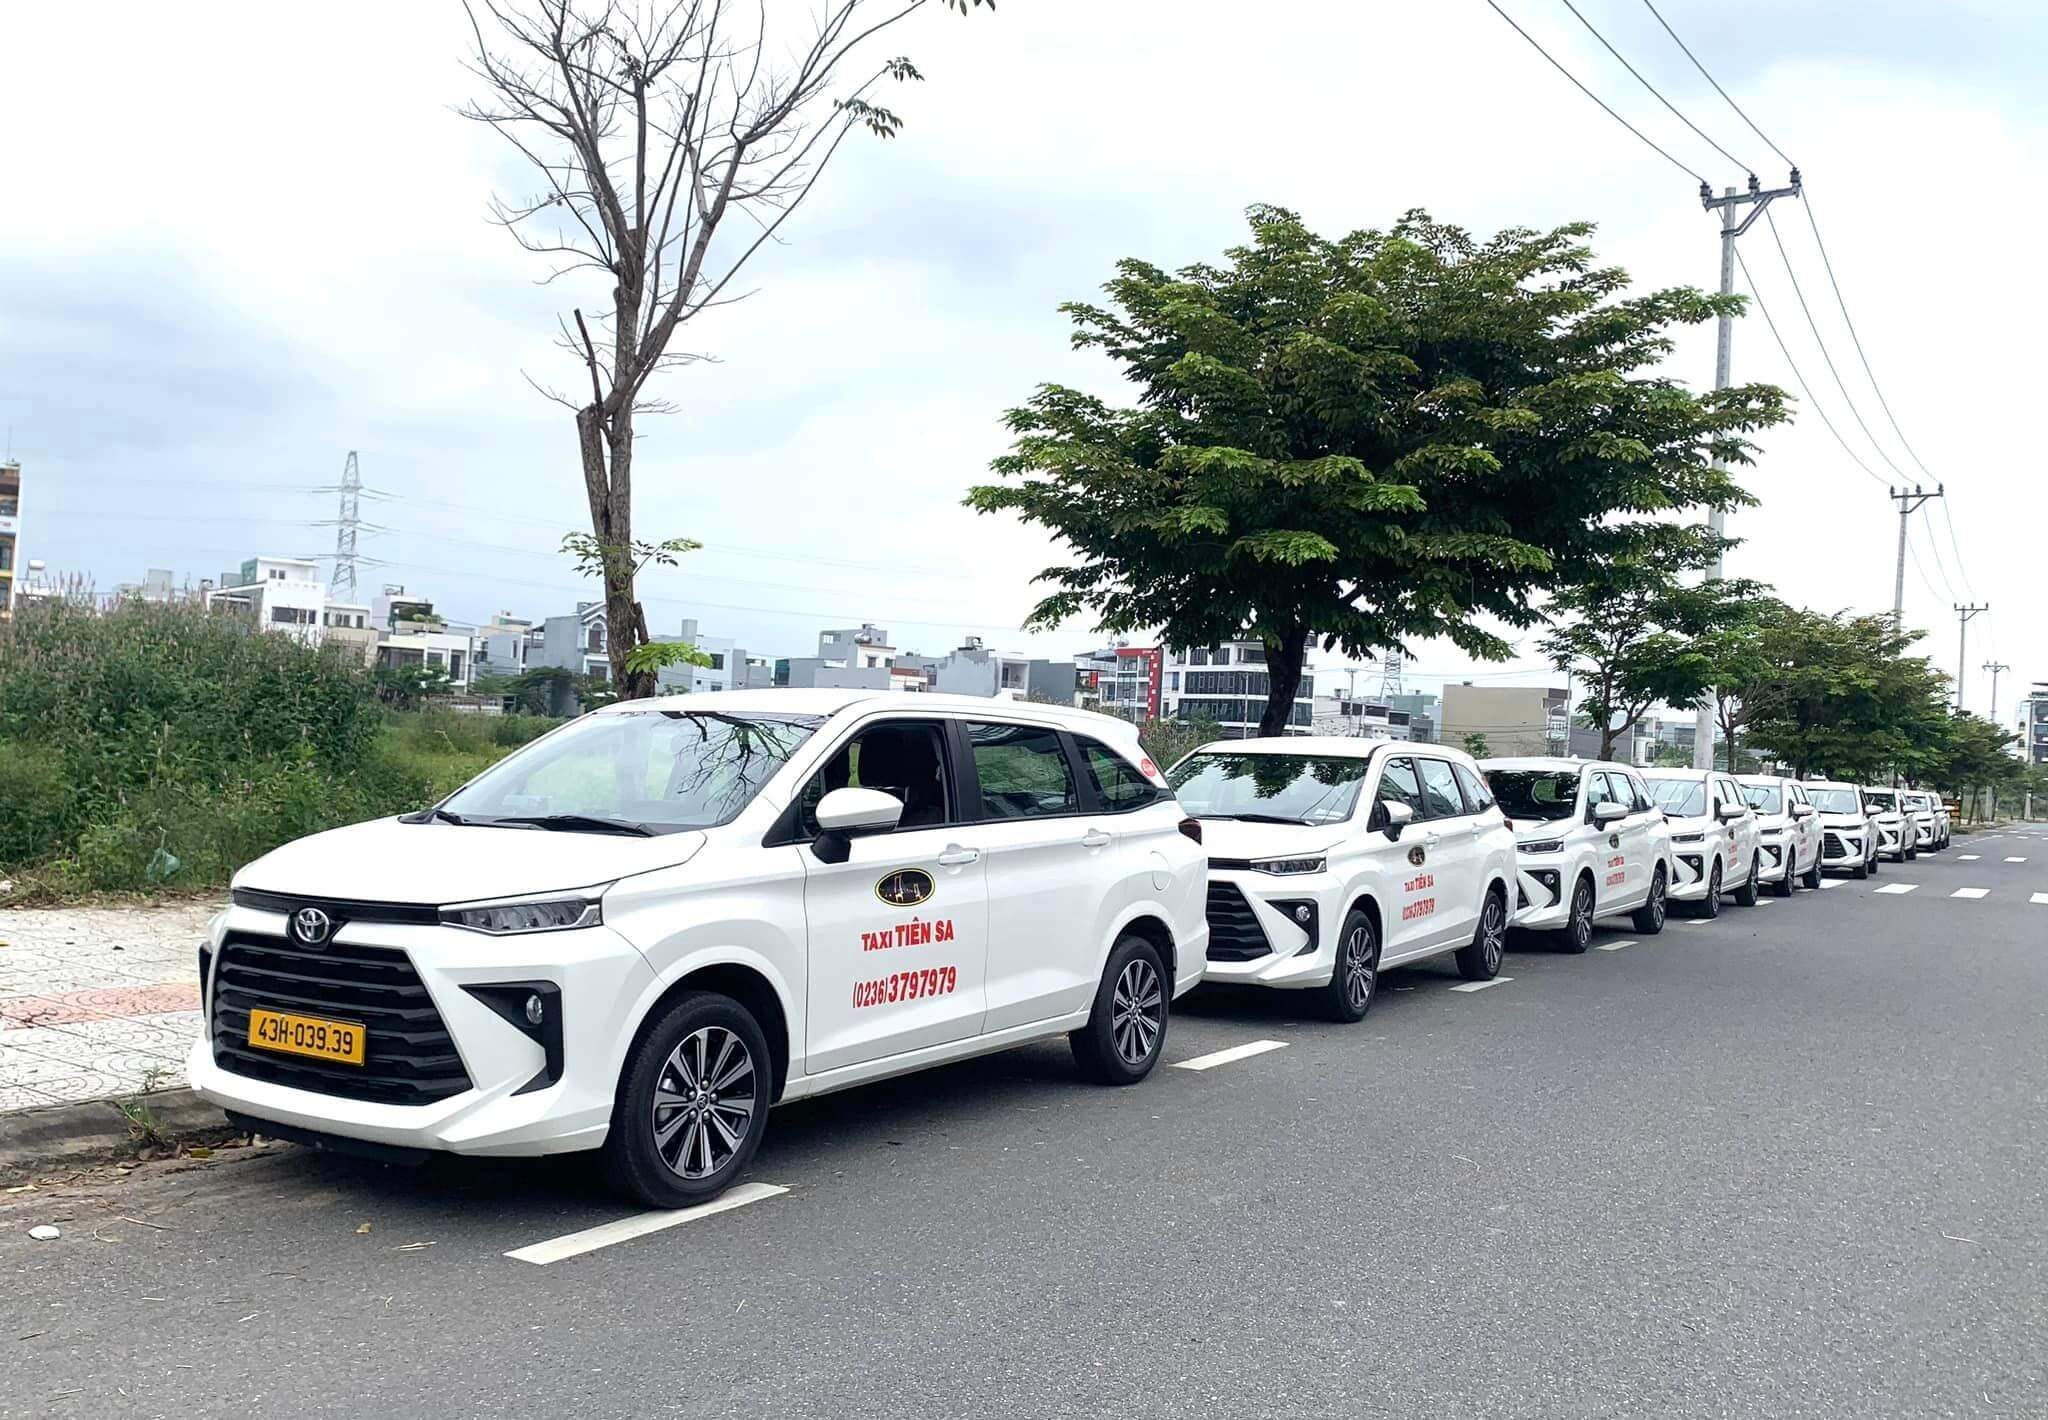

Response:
(1161, 642), (1314, 737)
(0, 460), (19, 618)
(205, 557), (328, 647)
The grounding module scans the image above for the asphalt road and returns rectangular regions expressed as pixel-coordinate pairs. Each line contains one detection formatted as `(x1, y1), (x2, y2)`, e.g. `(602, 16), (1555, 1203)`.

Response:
(6, 826), (2047, 1419)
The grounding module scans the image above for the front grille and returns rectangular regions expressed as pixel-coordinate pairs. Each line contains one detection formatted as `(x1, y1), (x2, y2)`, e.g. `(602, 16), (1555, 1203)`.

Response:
(231, 887), (440, 924)
(1823, 832), (1845, 858)
(1204, 881), (1272, 962)
(210, 932), (471, 1106)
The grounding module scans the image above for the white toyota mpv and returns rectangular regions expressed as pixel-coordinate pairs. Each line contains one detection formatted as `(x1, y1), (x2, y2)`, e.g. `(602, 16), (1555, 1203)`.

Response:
(1639, 768), (1762, 918)
(187, 691), (1210, 1206)
(1168, 737), (1517, 1023)
(1479, 757), (1674, 949)
(1736, 774), (1824, 895)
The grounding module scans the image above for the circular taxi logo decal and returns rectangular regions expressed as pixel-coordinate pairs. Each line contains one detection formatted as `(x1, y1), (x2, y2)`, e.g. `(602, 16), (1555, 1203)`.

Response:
(875, 868), (936, 908)
(1407, 845), (1427, 867)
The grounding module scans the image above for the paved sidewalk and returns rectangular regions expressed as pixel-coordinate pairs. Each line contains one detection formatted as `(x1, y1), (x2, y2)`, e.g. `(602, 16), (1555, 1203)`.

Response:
(0, 899), (220, 1112)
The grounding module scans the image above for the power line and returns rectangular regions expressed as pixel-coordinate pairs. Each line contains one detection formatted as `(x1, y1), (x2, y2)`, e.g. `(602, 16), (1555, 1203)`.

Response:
(1937, 498), (1977, 599)
(1730, 245), (1886, 487)
(1638, 0), (1796, 168)
(1558, 0), (1753, 173)
(1482, 0), (1706, 182)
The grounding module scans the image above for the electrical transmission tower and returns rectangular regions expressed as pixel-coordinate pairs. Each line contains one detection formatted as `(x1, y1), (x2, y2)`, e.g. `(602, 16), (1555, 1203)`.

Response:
(1375, 650), (1404, 700)
(312, 451), (391, 600)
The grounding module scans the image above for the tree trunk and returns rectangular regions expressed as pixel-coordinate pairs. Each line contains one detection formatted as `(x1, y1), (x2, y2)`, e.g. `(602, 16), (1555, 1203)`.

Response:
(1259, 628), (1309, 738)
(578, 403), (659, 703)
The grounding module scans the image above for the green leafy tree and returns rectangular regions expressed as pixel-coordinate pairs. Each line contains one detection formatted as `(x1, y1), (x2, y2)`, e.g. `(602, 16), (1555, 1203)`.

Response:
(371, 662), (456, 711)
(1461, 732), (1492, 759)
(969, 207), (1785, 735)
(1137, 718), (1226, 775)
(1744, 612), (1951, 781)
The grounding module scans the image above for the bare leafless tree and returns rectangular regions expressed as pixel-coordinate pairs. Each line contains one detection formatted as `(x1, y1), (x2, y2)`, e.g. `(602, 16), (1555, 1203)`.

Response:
(462, 0), (988, 696)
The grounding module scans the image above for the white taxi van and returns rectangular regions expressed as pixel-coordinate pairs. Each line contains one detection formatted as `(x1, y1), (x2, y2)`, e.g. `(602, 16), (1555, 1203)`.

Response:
(1639, 768), (1762, 918)
(1168, 737), (1516, 1023)
(1804, 780), (1878, 878)
(1480, 757), (1674, 949)
(1735, 774), (1824, 895)
(187, 691), (1209, 1206)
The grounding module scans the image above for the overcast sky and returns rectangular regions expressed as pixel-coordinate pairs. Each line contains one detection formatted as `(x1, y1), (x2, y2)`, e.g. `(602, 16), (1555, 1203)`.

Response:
(5, 1), (2042, 717)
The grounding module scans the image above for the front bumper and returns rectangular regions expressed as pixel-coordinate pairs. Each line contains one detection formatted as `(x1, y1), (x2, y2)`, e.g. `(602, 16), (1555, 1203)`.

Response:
(1912, 822), (1936, 846)
(1667, 847), (1716, 901)
(1820, 829), (1867, 868)
(1511, 860), (1572, 929)
(1875, 821), (1905, 855)
(1201, 872), (1338, 989)
(187, 901), (656, 1158)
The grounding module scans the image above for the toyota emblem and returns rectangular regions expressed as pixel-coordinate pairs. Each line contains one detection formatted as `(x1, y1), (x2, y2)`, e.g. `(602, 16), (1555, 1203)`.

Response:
(291, 907), (333, 944)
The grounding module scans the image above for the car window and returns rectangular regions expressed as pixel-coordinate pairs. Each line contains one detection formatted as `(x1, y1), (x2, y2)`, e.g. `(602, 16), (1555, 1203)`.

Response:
(1415, 758), (1466, 819)
(1452, 763), (1494, 815)
(967, 721), (1079, 819)
(1376, 757), (1424, 818)
(1626, 772), (1655, 812)
(1646, 778), (1706, 816)
(1789, 784), (1809, 808)
(1485, 768), (1578, 822)
(796, 719), (955, 836)
(1587, 773), (1619, 810)
(1741, 783), (1783, 814)
(1076, 737), (1157, 813)
(1169, 752), (1367, 825)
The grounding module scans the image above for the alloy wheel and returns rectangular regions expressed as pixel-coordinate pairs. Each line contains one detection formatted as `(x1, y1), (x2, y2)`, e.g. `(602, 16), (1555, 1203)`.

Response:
(1341, 923), (1377, 1014)
(1481, 893), (1506, 972)
(1648, 871), (1666, 928)
(652, 1026), (757, 1181)
(1111, 957), (1164, 1068)
(1570, 879), (1593, 950)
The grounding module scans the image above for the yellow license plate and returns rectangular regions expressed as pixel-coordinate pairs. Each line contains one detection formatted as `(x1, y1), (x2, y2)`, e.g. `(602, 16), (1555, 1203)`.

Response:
(247, 1008), (366, 1065)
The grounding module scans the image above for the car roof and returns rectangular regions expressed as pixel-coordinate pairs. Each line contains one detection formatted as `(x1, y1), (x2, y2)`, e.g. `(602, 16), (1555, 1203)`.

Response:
(592, 688), (1144, 739)
(1734, 774), (1793, 785)
(1803, 779), (1855, 790)
(1640, 766), (1716, 779)
(1479, 756), (1632, 773)
(1190, 735), (1403, 759)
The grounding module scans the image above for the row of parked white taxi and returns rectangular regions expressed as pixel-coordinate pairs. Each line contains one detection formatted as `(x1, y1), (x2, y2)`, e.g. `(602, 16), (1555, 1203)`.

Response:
(185, 690), (1953, 1208)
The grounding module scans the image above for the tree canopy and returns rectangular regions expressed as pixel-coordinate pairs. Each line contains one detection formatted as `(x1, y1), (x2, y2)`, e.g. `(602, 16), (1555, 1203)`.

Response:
(970, 206), (1787, 733)
(1741, 611), (1952, 781)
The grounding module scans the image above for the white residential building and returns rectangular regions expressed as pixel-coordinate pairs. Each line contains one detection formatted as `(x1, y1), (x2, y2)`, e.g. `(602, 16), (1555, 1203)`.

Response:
(1162, 641), (1315, 737)
(206, 556), (328, 647)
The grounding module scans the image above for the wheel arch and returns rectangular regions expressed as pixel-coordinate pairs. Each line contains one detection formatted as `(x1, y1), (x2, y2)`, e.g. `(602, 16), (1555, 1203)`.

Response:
(624, 958), (794, 1105)
(1114, 911), (1177, 983)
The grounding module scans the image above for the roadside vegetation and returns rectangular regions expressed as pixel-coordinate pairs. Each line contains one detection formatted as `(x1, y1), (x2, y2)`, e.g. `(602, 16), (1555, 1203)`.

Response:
(0, 601), (554, 902)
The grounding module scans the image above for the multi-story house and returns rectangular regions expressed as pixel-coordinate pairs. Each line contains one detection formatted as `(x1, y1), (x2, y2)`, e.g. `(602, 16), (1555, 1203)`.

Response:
(1162, 641), (1314, 737)
(0, 460), (19, 619)
(206, 557), (328, 647)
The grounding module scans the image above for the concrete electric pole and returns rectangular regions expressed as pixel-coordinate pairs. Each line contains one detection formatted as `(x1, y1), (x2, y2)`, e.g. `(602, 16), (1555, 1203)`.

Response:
(1889, 484), (1944, 628)
(1953, 604), (1987, 712)
(1694, 172), (1802, 770)
(1983, 660), (2009, 723)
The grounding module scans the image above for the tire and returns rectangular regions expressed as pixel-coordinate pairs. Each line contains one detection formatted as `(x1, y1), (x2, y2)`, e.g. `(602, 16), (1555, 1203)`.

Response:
(1694, 860), (1723, 918)
(1733, 851), (1761, 908)
(1317, 907), (1380, 1023)
(1771, 848), (1795, 897)
(1868, 850), (1880, 875)
(603, 993), (772, 1209)
(1557, 873), (1595, 954)
(1904, 843), (1918, 862)
(1455, 885), (1508, 981)
(1630, 863), (1668, 935)
(1801, 853), (1823, 890)
(1070, 933), (1169, 1084)
(1851, 854), (1869, 880)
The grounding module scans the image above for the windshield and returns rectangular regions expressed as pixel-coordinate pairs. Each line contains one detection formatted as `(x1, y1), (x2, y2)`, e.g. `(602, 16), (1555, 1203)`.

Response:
(1486, 769), (1581, 823)
(440, 710), (822, 832)
(1865, 789), (1898, 811)
(1167, 752), (1367, 825)
(1903, 794), (1929, 810)
(1807, 787), (1861, 814)
(1646, 778), (1706, 817)
(1741, 784), (1783, 814)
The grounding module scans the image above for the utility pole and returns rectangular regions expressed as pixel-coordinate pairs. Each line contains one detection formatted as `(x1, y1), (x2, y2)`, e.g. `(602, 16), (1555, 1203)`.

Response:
(1694, 171), (1802, 770)
(1953, 604), (1987, 712)
(1889, 484), (1944, 628)
(1982, 660), (2008, 723)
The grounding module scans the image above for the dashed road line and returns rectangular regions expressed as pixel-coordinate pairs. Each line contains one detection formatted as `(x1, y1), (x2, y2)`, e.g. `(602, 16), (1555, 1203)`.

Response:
(505, 1182), (790, 1265)
(1449, 976), (1514, 994)
(1818, 879), (1843, 889)
(2004, 857), (2028, 863)
(1594, 939), (1637, 952)
(1172, 1039), (1288, 1072)
(1873, 883), (1918, 895)
(1951, 888), (1990, 900)
(2031, 893), (2048, 906)
(1958, 854), (1981, 861)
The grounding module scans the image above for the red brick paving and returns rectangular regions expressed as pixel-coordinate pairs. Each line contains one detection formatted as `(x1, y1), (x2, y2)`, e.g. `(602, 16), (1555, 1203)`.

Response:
(0, 982), (201, 1027)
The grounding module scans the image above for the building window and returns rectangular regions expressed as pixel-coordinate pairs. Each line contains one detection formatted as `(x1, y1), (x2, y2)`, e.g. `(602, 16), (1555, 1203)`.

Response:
(0, 541), (12, 573)
(1237, 644), (1266, 664)
(708, 653), (726, 670)
(268, 606), (314, 625)
(1167, 671), (1179, 692)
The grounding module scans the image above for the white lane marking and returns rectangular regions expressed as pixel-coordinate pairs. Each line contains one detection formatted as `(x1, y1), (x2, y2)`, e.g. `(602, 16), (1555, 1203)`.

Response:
(1958, 854), (1981, 861)
(1873, 883), (1919, 895)
(2031, 893), (2048, 906)
(1594, 939), (1637, 952)
(1449, 976), (1514, 993)
(1172, 1039), (1288, 1071)
(2004, 857), (2028, 863)
(505, 1182), (790, 1265)
(1817, 878), (1842, 889)
(1951, 888), (1990, 900)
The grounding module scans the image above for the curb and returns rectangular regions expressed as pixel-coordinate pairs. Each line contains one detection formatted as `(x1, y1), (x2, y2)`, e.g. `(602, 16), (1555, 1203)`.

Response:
(0, 1089), (228, 1171)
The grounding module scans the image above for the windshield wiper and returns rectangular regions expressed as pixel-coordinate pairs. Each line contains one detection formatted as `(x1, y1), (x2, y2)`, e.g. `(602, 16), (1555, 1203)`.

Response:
(484, 813), (656, 837)
(1205, 812), (1312, 825)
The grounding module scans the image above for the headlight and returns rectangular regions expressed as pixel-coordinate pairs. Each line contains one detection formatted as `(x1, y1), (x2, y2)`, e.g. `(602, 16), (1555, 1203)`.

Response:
(1251, 856), (1326, 875)
(1672, 831), (1705, 843)
(442, 895), (602, 934)
(1518, 838), (1565, 854)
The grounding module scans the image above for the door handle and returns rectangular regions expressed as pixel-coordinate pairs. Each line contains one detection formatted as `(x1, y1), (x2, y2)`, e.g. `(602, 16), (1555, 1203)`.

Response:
(1080, 829), (1112, 849)
(937, 847), (980, 867)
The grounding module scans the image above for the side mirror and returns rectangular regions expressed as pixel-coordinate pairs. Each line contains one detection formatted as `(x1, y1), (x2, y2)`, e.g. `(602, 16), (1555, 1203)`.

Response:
(811, 786), (903, 864)
(1591, 801), (1627, 825)
(1792, 803), (1815, 819)
(1717, 802), (1748, 822)
(1380, 800), (1416, 840)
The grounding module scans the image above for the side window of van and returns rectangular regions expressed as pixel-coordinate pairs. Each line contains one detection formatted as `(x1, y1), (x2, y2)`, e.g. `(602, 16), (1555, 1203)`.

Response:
(1452, 763), (1494, 815)
(967, 721), (1079, 819)
(1376, 757), (1425, 820)
(796, 719), (955, 837)
(1075, 737), (1158, 812)
(1415, 758), (1466, 819)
